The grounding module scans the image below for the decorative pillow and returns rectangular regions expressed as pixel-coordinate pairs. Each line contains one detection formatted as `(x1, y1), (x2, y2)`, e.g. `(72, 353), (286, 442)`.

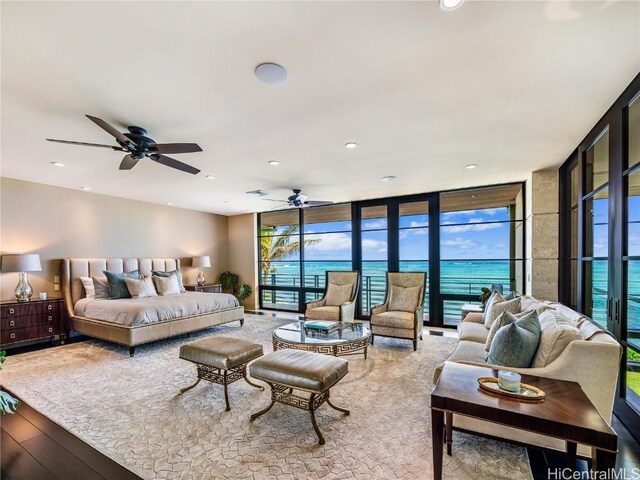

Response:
(103, 270), (140, 299)
(91, 277), (111, 299)
(484, 297), (521, 329)
(80, 276), (95, 299)
(152, 269), (186, 293)
(487, 310), (541, 368)
(388, 285), (422, 313)
(152, 274), (181, 296)
(124, 276), (158, 299)
(503, 290), (520, 301)
(485, 310), (531, 352)
(530, 310), (583, 368)
(324, 283), (353, 306)
(482, 292), (505, 325)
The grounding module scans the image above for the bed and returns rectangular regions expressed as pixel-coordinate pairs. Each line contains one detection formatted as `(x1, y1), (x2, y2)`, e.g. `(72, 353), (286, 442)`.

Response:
(62, 258), (245, 356)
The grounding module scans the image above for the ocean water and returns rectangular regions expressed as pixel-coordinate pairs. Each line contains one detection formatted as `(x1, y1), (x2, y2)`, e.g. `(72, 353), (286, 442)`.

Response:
(261, 261), (640, 337)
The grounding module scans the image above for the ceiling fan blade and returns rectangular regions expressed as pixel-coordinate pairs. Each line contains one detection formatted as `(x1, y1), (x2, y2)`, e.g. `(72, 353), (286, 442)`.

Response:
(119, 154), (140, 170)
(305, 201), (334, 206)
(261, 198), (287, 203)
(46, 139), (125, 151)
(155, 143), (202, 154)
(86, 115), (133, 147)
(148, 154), (200, 175)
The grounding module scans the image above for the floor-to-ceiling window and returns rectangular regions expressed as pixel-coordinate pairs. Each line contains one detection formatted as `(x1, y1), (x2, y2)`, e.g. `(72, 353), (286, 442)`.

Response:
(559, 73), (640, 441)
(257, 182), (524, 327)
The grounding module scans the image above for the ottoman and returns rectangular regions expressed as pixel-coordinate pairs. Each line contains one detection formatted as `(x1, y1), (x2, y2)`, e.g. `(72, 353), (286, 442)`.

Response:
(179, 336), (264, 411)
(249, 349), (350, 445)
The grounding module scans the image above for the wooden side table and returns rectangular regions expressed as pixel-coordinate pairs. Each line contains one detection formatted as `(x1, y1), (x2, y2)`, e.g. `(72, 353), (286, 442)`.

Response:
(0, 297), (65, 348)
(184, 283), (223, 293)
(431, 363), (617, 480)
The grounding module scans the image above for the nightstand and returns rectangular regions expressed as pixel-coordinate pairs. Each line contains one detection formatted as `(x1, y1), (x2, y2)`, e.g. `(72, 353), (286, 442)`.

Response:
(1, 297), (66, 348)
(184, 283), (223, 293)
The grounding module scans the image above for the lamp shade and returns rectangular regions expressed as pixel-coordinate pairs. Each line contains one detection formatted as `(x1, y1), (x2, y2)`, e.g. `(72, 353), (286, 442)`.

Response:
(1, 254), (42, 273)
(192, 256), (211, 268)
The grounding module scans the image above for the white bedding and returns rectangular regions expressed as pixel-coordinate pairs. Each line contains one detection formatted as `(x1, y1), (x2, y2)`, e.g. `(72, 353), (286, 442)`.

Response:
(74, 292), (240, 327)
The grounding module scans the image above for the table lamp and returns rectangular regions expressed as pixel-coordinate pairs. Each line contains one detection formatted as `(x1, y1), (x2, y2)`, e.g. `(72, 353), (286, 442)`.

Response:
(192, 256), (211, 286)
(1, 253), (42, 302)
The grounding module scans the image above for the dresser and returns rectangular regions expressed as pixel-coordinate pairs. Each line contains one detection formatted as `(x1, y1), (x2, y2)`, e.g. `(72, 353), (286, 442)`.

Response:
(184, 283), (223, 293)
(1, 297), (65, 348)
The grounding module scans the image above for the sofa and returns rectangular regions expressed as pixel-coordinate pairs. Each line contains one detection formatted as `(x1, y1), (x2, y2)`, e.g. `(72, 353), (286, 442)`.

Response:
(433, 295), (622, 457)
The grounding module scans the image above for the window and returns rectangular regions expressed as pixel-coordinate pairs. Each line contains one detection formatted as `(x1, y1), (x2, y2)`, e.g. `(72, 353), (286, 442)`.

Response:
(399, 201), (429, 320)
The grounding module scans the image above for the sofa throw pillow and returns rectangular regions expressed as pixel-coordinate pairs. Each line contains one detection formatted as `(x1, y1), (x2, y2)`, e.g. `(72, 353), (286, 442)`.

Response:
(80, 276), (95, 299)
(484, 310), (531, 352)
(91, 277), (110, 299)
(125, 276), (158, 299)
(388, 285), (422, 313)
(503, 290), (520, 301)
(484, 297), (521, 329)
(324, 283), (353, 306)
(103, 270), (140, 299)
(152, 274), (181, 296)
(487, 310), (541, 368)
(151, 269), (186, 293)
(530, 310), (583, 368)
(482, 292), (505, 326)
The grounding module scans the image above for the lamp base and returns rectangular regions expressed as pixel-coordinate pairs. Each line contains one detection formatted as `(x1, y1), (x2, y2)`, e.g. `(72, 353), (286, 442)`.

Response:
(197, 268), (206, 287)
(15, 272), (33, 302)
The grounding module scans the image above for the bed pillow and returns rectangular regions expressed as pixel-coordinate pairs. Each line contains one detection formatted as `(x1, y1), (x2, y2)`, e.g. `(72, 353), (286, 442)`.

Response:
(91, 277), (111, 299)
(152, 274), (181, 296)
(103, 270), (140, 299)
(487, 311), (541, 368)
(80, 276), (95, 299)
(152, 269), (186, 293)
(124, 276), (158, 299)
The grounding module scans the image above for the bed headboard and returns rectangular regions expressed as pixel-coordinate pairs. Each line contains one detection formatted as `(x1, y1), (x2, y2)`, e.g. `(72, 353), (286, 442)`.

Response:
(62, 257), (181, 314)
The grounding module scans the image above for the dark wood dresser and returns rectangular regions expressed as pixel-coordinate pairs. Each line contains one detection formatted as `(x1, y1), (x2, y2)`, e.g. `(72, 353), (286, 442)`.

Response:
(1, 297), (66, 348)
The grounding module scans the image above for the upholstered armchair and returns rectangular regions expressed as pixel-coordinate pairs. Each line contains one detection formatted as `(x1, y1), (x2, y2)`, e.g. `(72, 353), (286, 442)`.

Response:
(370, 272), (426, 350)
(305, 271), (360, 323)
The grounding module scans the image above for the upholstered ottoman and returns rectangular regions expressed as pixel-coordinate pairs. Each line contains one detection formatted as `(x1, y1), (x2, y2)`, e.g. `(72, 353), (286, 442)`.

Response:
(179, 336), (264, 411)
(249, 349), (350, 445)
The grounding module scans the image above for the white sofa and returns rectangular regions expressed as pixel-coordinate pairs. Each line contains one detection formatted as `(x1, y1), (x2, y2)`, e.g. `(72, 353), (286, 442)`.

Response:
(433, 295), (622, 457)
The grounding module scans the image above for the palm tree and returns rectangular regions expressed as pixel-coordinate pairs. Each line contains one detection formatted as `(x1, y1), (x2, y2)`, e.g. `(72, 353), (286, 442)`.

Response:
(260, 225), (319, 285)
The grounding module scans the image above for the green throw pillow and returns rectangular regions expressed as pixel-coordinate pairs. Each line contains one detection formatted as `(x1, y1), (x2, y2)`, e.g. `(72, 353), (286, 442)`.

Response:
(103, 270), (140, 299)
(487, 310), (541, 368)
(152, 269), (186, 293)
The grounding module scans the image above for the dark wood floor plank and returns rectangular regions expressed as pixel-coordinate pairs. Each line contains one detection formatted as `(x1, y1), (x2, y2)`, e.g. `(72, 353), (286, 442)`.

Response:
(1, 409), (42, 443)
(21, 434), (105, 480)
(0, 431), (56, 480)
(14, 402), (141, 480)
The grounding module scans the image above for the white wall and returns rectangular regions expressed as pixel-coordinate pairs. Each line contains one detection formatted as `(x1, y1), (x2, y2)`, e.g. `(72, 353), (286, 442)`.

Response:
(227, 213), (258, 310)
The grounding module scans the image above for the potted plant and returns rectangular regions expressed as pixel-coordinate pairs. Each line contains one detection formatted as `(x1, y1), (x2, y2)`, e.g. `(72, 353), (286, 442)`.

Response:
(219, 271), (252, 304)
(0, 351), (20, 415)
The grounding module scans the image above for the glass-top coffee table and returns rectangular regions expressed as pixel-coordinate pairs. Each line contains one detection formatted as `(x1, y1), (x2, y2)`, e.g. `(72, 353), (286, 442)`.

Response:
(272, 321), (371, 359)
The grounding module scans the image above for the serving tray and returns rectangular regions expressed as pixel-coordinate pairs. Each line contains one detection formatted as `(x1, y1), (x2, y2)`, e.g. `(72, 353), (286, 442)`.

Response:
(477, 377), (545, 402)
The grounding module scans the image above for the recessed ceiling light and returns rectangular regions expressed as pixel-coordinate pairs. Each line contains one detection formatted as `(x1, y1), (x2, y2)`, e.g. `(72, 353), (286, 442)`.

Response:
(440, 0), (464, 11)
(80, 186), (90, 191)
(268, 160), (280, 166)
(382, 176), (397, 182)
(224, 201), (229, 204)
(51, 162), (64, 167)
(465, 164), (478, 169)
(471, 195), (477, 198)
(345, 142), (358, 149)
(255, 63), (288, 85)
(205, 175), (215, 180)
(166, 202), (173, 206)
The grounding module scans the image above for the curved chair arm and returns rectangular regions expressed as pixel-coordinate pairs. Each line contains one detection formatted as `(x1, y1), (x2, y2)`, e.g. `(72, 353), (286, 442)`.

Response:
(370, 303), (387, 316)
(414, 307), (424, 335)
(305, 299), (326, 312)
(339, 301), (357, 322)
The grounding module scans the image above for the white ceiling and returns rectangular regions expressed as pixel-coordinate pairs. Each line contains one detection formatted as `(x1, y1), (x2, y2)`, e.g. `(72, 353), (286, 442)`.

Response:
(1, 1), (639, 216)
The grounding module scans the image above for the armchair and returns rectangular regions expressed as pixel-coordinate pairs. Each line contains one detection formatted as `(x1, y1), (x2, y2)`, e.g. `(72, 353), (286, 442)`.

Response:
(305, 271), (359, 322)
(370, 272), (426, 350)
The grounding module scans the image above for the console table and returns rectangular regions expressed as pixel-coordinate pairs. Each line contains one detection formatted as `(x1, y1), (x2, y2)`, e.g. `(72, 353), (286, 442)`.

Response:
(431, 363), (617, 480)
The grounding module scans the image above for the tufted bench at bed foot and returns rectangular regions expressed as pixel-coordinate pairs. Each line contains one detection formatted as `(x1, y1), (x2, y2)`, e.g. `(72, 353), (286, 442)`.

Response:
(249, 349), (350, 445)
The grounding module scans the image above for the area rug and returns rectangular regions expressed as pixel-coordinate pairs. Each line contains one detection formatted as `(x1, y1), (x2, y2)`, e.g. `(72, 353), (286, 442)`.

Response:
(2, 314), (532, 480)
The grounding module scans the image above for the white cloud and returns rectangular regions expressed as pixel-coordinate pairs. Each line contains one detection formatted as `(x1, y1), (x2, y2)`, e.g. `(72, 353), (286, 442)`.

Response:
(409, 220), (428, 228)
(442, 223), (503, 233)
(305, 233), (351, 252)
(363, 219), (387, 229)
(442, 238), (476, 249)
(362, 238), (387, 253)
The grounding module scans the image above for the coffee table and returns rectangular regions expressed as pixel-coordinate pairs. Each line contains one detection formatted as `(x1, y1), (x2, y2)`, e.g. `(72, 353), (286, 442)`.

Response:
(272, 321), (371, 358)
(431, 363), (617, 480)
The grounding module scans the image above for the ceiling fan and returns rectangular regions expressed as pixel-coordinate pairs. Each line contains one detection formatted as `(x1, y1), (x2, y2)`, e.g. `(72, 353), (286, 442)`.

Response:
(247, 188), (333, 208)
(47, 115), (202, 174)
